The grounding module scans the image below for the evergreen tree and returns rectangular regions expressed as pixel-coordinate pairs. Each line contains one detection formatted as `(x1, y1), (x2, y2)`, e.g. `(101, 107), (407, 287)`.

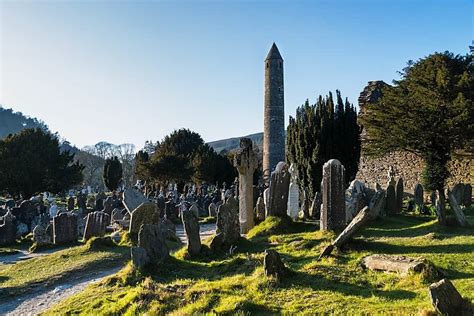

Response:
(287, 91), (361, 199)
(360, 52), (473, 193)
(103, 156), (123, 191)
(0, 128), (84, 198)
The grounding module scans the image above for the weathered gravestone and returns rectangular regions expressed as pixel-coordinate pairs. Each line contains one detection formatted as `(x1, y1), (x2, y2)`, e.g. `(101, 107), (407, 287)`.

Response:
(395, 178), (404, 213)
(414, 183), (424, 208)
(95, 198), (104, 212)
(433, 190), (447, 226)
(345, 180), (366, 222)
(0, 211), (17, 246)
(32, 223), (52, 246)
(385, 184), (397, 215)
(129, 202), (160, 235)
(77, 193), (87, 211)
(428, 279), (468, 315)
(234, 138), (258, 233)
(131, 223), (169, 270)
(320, 159), (346, 231)
(189, 203), (199, 218)
(263, 249), (289, 280)
(309, 192), (322, 219)
(255, 196), (266, 222)
(53, 212), (78, 244)
(287, 163), (300, 220)
(182, 209), (201, 256)
(210, 196), (240, 251)
(67, 197), (75, 211)
(83, 211), (110, 240)
(267, 162), (291, 217)
(263, 188), (270, 216)
(103, 197), (114, 214)
(208, 202), (217, 217)
(123, 188), (148, 215)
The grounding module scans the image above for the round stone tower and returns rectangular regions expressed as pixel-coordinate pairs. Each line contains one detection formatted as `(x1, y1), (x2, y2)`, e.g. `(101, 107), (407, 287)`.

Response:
(263, 43), (285, 179)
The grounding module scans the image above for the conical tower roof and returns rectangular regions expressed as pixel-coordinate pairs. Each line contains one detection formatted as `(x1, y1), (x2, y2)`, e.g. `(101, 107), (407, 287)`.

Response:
(265, 43), (283, 61)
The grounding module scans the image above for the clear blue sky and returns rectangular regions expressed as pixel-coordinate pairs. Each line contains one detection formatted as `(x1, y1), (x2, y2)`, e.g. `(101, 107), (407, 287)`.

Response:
(1, 0), (472, 149)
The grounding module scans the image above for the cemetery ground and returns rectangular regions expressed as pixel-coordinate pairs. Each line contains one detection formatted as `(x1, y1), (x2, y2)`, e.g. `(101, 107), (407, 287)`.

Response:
(22, 206), (473, 315)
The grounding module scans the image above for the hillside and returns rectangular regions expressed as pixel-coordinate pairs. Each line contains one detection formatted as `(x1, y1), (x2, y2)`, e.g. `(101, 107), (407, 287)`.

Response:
(207, 132), (263, 153)
(0, 106), (48, 138)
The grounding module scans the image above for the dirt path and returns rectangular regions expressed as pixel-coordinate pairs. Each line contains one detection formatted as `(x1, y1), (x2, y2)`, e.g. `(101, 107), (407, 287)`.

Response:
(0, 266), (121, 315)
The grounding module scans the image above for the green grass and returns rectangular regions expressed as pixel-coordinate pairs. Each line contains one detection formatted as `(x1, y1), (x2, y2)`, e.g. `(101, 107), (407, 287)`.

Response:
(0, 248), (20, 256)
(0, 240), (129, 300)
(44, 212), (474, 315)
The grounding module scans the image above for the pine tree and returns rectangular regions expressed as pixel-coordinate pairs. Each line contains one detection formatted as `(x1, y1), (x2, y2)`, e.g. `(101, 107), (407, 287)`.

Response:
(103, 156), (123, 191)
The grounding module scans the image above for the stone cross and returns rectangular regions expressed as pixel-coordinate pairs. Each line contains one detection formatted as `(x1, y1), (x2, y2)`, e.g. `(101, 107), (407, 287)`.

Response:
(320, 159), (346, 231)
(234, 138), (258, 234)
(287, 163), (299, 220)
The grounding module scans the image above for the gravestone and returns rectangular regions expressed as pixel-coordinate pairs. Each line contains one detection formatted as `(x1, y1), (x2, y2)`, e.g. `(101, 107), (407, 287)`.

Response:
(0, 211), (16, 246)
(234, 138), (258, 233)
(77, 193), (87, 211)
(263, 249), (289, 280)
(111, 208), (124, 222)
(129, 202), (160, 235)
(124, 188), (148, 215)
(309, 192), (322, 219)
(208, 202), (217, 217)
(53, 212), (78, 244)
(103, 197), (114, 214)
(255, 196), (265, 222)
(385, 184), (397, 215)
(287, 163), (300, 220)
(320, 159), (346, 231)
(182, 209), (201, 256)
(83, 211), (110, 240)
(263, 188), (270, 216)
(95, 198), (104, 212)
(414, 183), (424, 208)
(67, 197), (75, 211)
(267, 162), (291, 217)
(395, 178), (404, 213)
(32, 223), (52, 246)
(345, 180), (366, 222)
(189, 203), (199, 218)
(131, 223), (169, 269)
(210, 196), (240, 251)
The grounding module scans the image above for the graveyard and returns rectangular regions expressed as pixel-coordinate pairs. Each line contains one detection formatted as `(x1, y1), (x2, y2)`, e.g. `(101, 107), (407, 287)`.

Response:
(1, 1), (473, 315)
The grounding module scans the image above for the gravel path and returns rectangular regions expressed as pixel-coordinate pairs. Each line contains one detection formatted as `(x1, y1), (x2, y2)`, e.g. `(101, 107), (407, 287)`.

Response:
(0, 266), (121, 315)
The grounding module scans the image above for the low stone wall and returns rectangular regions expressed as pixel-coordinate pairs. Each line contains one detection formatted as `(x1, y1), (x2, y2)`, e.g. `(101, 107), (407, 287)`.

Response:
(356, 151), (473, 194)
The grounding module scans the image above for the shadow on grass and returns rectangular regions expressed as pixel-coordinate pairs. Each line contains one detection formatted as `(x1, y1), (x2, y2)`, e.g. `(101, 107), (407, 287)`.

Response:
(353, 240), (474, 255)
(280, 270), (417, 301)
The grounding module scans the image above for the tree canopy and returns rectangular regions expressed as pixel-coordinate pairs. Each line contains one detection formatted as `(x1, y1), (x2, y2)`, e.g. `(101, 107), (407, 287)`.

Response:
(360, 52), (473, 192)
(0, 128), (84, 198)
(103, 156), (123, 191)
(287, 90), (361, 199)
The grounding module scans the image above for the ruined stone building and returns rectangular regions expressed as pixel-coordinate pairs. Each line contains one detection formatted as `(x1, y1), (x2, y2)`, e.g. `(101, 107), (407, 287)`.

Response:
(263, 43), (285, 179)
(356, 81), (473, 193)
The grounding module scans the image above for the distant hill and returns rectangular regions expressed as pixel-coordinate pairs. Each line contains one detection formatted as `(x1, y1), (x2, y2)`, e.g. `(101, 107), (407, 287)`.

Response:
(0, 106), (48, 138)
(208, 132), (263, 153)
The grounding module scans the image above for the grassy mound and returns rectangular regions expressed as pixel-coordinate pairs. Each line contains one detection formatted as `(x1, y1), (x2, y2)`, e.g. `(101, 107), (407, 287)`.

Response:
(43, 213), (474, 314)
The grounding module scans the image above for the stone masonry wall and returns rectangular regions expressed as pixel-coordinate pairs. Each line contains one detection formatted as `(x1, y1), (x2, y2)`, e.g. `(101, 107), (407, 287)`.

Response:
(356, 151), (473, 194)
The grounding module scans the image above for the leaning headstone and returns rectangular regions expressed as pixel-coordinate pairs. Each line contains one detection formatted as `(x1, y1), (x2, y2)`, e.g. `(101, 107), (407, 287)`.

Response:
(287, 163), (300, 221)
(210, 196), (240, 251)
(320, 159), (346, 231)
(267, 162), (291, 217)
(385, 184), (397, 215)
(129, 202), (160, 235)
(131, 223), (169, 270)
(0, 211), (17, 246)
(123, 188), (148, 215)
(368, 190), (386, 219)
(67, 197), (75, 211)
(255, 197), (265, 222)
(53, 212), (78, 244)
(83, 211), (110, 240)
(428, 279), (467, 315)
(414, 183), (424, 208)
(448, 192), (469, 227)
(182, 210), (201, 256)
(234, 138), (258, 233)
(395, 178), (404, 213)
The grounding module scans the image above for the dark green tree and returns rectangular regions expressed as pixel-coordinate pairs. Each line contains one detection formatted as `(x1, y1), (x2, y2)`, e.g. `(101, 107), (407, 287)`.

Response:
(103, 156), (123, 191)
(360, 52), (473, 193)
(0, 128), (84, 198)
(287, 91), (361, 199)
